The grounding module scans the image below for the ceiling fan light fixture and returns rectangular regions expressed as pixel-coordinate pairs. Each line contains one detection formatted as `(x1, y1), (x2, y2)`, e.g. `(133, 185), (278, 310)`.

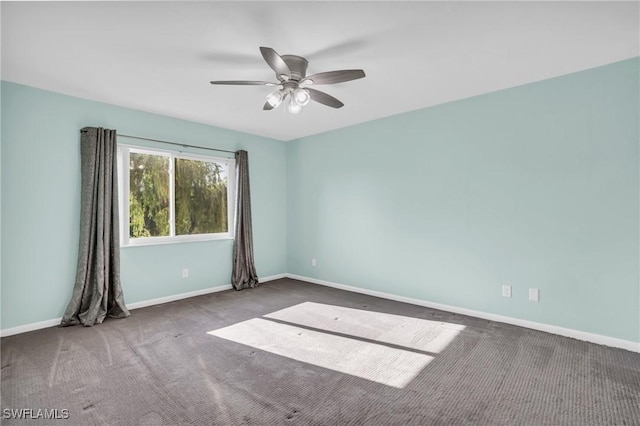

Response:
(288, 98), (303, 114)
(210, 46), (365, 113)
(266, 89), (284, 108)
(293, 88), (311, 106)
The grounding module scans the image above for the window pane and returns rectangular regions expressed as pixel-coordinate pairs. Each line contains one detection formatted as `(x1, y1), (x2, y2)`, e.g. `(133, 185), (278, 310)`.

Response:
(175, 158), (228, 235)
(129, 152), (170, 238)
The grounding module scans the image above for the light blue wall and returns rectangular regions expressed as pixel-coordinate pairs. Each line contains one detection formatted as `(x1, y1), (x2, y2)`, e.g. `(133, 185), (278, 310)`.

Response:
(1, 81), (287, 329)
(0, 81), (3, 326)
(3, 58), (639, 343)
(287, 58), (639, 343)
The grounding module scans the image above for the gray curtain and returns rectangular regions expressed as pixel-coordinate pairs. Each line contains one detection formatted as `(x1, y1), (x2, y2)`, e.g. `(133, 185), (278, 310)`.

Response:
(61, 127), (130, 327)
(232, 150), (259, 290)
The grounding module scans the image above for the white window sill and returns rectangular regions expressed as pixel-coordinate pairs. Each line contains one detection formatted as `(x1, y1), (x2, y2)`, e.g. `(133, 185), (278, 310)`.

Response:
(121, 234), (234, 248)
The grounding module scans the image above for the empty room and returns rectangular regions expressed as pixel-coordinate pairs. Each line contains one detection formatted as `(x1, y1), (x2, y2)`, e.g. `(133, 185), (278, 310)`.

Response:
(1, 1), (639, 425)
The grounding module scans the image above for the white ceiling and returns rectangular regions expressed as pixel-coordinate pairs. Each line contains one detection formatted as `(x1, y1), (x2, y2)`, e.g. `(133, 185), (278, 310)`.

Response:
(2, 1), (638, 141)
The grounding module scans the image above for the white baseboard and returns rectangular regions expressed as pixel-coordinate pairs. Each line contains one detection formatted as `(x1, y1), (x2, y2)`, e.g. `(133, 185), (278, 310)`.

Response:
(5, 272), (637, 353)
(126, 284), (233, 310)
(0, 273), (286, 338)
(286, 273), (640, 353)
(0, 318), (63, 338)
(260, 273), (287, 282)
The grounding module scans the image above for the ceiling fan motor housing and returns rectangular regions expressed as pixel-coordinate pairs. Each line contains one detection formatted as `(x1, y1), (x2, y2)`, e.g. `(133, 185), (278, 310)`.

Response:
(281, 55), (308, 81)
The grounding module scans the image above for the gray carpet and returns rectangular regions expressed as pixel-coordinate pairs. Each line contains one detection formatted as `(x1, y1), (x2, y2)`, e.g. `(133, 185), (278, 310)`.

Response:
(1, 278), (639, 425)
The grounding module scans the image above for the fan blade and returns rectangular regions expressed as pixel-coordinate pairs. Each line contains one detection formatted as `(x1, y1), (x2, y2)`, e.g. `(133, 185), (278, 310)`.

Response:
(263, 101), (274, 111)
(210, 80), (277, 86)
(260, 47), (291, 80)
(307, 88), (344, 108)
(303, 69), (365, 85)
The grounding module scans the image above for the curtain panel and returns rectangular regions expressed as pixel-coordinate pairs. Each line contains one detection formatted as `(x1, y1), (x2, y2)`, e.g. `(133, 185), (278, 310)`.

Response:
(61, 127), (130, 326)
(231, 150), (259, 290)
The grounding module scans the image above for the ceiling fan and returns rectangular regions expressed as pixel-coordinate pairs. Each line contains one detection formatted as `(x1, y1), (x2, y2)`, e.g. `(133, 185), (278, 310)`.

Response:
(210, 47), (365, 114)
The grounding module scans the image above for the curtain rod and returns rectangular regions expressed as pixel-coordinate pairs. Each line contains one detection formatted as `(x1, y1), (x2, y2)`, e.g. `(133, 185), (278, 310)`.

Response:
(117, 133), (236, 154)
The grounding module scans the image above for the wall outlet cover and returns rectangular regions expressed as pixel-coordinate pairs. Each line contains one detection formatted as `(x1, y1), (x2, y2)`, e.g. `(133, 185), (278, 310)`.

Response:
(502, 285), (511, 298)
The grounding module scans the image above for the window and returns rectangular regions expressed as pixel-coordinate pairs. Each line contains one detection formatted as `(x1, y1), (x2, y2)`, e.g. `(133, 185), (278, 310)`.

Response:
(117, 145), (235, 246)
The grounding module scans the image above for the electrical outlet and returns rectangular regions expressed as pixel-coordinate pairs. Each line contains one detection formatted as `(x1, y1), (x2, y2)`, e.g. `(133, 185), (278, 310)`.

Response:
(529, 288), (539, 302)
(311, 258), (317, 267)
(182, 268), (189, 278)
(502, 285), (511, 298)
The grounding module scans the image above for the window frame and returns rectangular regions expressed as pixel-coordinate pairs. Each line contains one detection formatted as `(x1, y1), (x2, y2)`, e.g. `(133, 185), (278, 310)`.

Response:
(117, 144), (236, 247)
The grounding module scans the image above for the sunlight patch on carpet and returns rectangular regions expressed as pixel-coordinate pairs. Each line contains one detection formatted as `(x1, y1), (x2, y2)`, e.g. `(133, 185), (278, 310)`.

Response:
(208, 302), (464, 388)
(265, 302), (465, 354)
(209, 318), (432, 388)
